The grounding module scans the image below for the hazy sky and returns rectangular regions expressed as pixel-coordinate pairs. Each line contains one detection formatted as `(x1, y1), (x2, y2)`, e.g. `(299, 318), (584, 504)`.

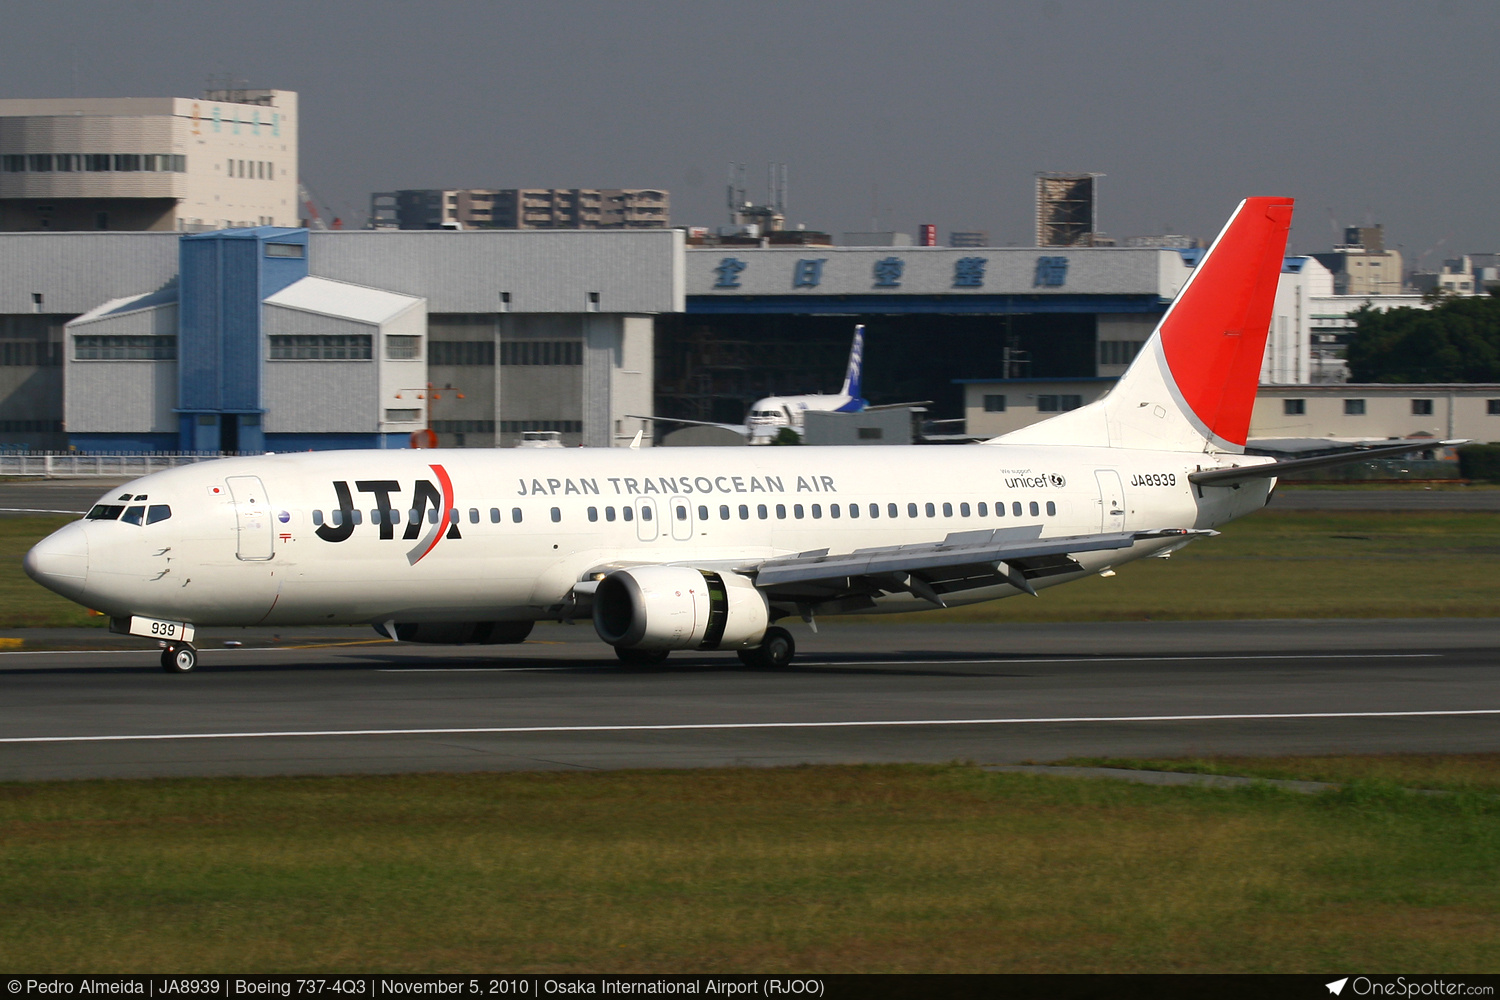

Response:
(4, 0), (1497, 265)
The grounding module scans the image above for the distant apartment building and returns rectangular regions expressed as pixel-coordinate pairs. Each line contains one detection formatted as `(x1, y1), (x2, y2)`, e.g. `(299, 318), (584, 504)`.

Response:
(370, 188), (669, 230)
(1311, 226), (1404, 295)
(0, 89), (298, 232)
(1409, 256), (1489, 297)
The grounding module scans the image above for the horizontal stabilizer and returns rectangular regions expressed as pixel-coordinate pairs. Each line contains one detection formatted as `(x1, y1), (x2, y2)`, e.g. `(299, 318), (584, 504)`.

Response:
(1189, 440), (1467, 487)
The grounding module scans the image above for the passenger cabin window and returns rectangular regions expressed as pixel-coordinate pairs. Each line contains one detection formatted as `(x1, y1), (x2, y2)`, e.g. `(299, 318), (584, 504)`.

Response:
(640, 506), (652, 521)
(942, 503), (953, 517)
(312, 511), (323, 526)
(490, 508), (501, 523)
(925, 503), (936, 518)
(978, 502), (988, 516)
(830, 504), (840, 519)
(550, 507), (561, 523)
(1046, 501), (1057, 516)
(907, 503), (918, 518)
(795, 504), (805, 519)
(512, 508), (523, 523)
(588, 507), (599, 522)
(812, 504), (822, 519)
(698, 505), (708, 520)
(606, 507), (617, 522)
(738, 505), (749, 520)
(888, 503), (898, 518)
(623, 507), (634, 521)
(1029, 501), (1040, 517)
(757, 504), (768, 519)
(1012, 502), (1022, 517)
(719, 505), (730, 520)
(848, 503), (858, 518)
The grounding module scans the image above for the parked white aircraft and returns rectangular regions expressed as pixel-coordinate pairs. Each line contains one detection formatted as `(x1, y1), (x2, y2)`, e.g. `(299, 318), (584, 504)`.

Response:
(25, 197), (1451, 673)
(635, 325), (878, 444)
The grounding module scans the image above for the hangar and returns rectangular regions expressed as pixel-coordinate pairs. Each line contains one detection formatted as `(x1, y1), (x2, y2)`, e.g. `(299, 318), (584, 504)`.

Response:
(0, 227), (677, 451)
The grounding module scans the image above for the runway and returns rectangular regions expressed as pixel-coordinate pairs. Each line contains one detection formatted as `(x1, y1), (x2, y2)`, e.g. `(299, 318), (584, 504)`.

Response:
(1, 619), (1497, 781)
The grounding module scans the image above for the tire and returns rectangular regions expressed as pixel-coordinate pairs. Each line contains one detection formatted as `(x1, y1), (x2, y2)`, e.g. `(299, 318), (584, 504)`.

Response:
(738, 626), (795, 669)
(161, 644), (197, 673)
(615, 646), (670, 666)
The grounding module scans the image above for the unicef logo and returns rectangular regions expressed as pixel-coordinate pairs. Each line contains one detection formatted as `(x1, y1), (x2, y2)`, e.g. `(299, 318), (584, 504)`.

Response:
(1048, 473), (1066, 488)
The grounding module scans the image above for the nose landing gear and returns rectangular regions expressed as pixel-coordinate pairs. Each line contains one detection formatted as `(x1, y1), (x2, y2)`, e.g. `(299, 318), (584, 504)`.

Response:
(160, 643), (198, 673)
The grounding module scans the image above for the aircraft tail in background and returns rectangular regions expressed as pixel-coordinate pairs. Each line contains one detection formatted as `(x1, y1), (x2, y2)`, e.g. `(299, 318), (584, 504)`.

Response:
(839, 324), (866, 400)
(992, 196), (1294, 454)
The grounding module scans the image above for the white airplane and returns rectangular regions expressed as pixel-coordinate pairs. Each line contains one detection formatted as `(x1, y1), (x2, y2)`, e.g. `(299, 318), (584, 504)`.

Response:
(635, 325), (885, 444)
(25, 197), (1453, 673)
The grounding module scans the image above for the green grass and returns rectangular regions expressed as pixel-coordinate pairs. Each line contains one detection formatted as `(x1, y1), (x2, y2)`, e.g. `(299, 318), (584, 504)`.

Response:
(4, 510), (1499, 629)
(2, 762), (1498, 973)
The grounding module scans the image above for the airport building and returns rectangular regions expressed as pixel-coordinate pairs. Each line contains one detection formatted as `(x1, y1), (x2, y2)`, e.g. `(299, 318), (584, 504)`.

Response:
(0, 89), (299, 233)
(0, 225), (1475, 454)
(0, 228), (677, 452)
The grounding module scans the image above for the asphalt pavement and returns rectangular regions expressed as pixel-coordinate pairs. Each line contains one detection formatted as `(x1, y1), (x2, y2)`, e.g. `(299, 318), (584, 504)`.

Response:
(1, 619), (1496, 781)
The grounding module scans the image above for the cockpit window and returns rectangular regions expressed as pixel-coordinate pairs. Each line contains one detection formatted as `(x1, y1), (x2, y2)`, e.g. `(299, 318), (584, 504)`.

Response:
(147, 504), (171, 524)
(121, 506), (145, 526)
(87, 504), (125, 520)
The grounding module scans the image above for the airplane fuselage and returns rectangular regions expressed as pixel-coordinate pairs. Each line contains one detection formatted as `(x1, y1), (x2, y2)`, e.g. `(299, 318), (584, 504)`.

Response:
(31, 444), (1270, 630)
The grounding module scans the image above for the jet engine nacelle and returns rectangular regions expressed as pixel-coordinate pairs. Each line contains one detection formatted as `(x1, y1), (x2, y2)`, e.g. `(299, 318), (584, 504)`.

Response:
(374, 621), (534, 645)
(592, 566), (769, 651)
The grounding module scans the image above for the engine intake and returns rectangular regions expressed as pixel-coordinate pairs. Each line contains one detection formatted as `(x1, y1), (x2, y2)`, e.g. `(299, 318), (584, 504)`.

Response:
(374, 621), (534, 645)
(593, 566), (768, 651)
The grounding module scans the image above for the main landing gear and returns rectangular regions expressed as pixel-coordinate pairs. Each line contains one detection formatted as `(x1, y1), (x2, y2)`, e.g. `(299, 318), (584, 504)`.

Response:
(738, 626), (796, 670)
(160, 643), (198, 673)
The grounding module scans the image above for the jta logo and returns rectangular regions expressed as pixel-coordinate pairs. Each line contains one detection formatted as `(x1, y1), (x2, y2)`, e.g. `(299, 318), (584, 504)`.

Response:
(315, 464), (459, 565)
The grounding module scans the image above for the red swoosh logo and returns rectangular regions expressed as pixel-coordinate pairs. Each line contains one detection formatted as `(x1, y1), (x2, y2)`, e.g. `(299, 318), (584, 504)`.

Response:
(409, 463), (455, 565)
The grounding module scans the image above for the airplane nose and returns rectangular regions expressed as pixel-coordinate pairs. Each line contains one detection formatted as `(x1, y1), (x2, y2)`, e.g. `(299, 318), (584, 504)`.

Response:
(24, 523), (89, 594)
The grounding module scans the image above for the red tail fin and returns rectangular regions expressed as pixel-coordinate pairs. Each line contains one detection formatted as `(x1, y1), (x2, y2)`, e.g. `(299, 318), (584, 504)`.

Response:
(1158, 196), (1293, 448)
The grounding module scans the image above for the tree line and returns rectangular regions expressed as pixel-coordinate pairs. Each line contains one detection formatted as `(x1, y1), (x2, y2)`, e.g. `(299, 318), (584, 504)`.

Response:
(1346, 288), (1500, 383)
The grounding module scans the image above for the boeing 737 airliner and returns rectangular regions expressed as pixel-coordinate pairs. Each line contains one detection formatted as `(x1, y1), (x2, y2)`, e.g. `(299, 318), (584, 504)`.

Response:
(24, 197), (1448, 672)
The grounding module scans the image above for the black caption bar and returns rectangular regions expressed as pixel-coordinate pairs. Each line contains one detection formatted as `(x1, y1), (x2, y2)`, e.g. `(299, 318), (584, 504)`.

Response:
(4, 975), (1500, 1000)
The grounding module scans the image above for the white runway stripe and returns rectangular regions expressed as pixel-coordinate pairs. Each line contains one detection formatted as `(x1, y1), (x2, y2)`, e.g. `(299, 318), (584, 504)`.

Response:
(3, 707), (1498, 744)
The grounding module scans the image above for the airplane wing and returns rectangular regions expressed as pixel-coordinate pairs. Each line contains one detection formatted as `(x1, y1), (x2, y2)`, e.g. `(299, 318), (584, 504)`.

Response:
(625, 414), (748, 434)
(1189, 439), (1467, 487)
(727, 524), (1213, 608)
(862, 400), (934, 412)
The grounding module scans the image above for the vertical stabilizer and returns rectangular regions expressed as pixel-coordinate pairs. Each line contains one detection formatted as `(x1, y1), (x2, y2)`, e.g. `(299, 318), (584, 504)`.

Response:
(840, 325), (866, 400)
(991, 196), (1293, 454)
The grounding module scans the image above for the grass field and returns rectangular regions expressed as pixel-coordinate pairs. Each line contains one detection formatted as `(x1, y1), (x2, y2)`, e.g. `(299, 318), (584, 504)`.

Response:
(2, 761), (1498, 973)
(4, 509), (1499, 630)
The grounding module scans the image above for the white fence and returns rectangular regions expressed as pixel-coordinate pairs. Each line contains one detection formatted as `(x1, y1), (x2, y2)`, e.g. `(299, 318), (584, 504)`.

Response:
(0, 453), (240, 478)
